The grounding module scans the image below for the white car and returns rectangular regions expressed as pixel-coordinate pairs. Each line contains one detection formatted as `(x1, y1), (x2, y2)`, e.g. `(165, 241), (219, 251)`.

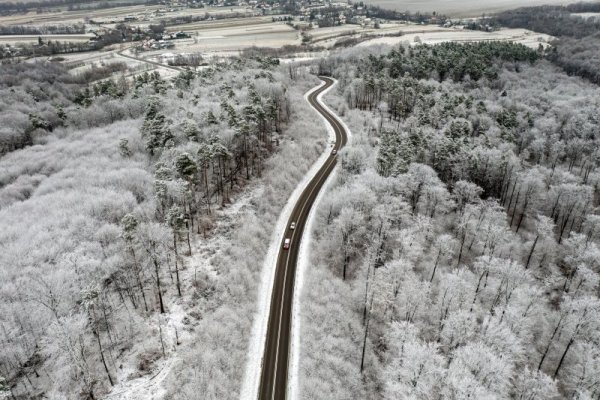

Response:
(283, 238), (291, 250)
(331, 149), (337, 156)
(290, 222), (296, 230)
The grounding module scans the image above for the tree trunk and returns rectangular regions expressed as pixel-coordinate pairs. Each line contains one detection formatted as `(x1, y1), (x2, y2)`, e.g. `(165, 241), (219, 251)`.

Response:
(186, 225), (192, 256)
(158, 315), (166, 356)
(506, 179), (517, 209)
(509, 190), (521, 227)
(525, 235), (538, 269)
(173, 233), (181, 297)
(175, 258), (182, 297)
(430, 249), (442, 282)
(154, 257), (165, 314)
(95, 331), (114, 386)
(457, 230), (466, 266)
(553, 337), (574, 379)
(470, 269), (486, 312)
(515, 204), (527, 232)
(360, 295), (374, 373)
(131, 248), (148, 312)
(538, 316), (563, 371)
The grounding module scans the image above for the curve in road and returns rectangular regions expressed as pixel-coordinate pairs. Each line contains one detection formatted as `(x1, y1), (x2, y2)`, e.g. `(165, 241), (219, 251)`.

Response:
(258, 77), (348, 400)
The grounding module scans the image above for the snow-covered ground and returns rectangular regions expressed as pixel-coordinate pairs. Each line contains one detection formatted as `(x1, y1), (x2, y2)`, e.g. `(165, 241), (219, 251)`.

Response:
(103, 190), (257, 400)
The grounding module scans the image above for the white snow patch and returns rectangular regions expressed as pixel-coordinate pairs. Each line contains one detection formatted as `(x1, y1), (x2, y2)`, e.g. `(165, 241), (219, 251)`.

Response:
(288, 78), (351, 400)
(240, 79), (338, 400)
(103, 357), (176, 400)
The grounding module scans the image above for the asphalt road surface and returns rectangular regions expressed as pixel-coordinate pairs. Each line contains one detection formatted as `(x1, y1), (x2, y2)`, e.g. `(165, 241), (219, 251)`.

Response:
(258, 76), (348, 400)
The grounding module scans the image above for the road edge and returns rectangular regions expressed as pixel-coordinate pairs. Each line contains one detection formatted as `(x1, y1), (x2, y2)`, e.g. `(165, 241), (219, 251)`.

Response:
(240, 79), (334, 400)
(288, 78), (351, 400)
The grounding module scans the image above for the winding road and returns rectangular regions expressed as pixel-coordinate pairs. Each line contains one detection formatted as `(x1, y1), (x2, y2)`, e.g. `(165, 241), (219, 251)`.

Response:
(258, 77), (348, 400)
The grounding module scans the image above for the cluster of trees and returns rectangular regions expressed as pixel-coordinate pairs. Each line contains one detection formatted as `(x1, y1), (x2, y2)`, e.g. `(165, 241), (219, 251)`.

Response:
(66, 0), (159, 12)
(491, 4), (600, 85)
(493, 5), (600, 38)
(328, 42), (539, 108)
(0, 23), (85, 35)
(547, 34), (600, 84)
(0, 25), (152, 60)
(167, 53), (204, 67)
(363, 5), (446, 25)
(0, 62), (80, 155)
(0, 62), (134, 156)
(1, 39), (108, 60)
(299, 43), (600, 399)
(0, 57), (318, 398)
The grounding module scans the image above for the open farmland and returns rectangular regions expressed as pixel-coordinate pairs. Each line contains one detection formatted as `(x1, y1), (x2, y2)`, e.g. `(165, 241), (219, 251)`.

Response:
(163, 15), (275, 32)
(148, 21), (299, 55)
(38, 21), (554, 82)
(0, 4), (158, 26)
(0, 4), (254, 27)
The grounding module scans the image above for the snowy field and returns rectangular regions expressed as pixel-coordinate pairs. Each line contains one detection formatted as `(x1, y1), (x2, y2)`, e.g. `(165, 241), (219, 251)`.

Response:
(0, 4), (252, 27)
(158, 23), (300, 53)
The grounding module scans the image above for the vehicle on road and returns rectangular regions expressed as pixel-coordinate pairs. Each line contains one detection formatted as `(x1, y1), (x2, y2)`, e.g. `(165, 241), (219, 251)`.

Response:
(259, 77), (346, 399)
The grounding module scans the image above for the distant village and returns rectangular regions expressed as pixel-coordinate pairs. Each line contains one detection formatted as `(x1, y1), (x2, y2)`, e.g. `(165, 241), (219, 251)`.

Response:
(0, 0), (484, 58)
(87, 0), (455, 31)
(82, 0), (463, 51)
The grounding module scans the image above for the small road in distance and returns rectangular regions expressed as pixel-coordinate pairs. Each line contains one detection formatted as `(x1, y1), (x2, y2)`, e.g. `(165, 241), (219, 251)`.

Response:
(258, 76), (348, 400)
(116, 48), (184, 73)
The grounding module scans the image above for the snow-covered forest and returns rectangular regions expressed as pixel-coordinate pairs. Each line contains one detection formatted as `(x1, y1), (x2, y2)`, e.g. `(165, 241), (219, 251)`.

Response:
(298, 42), (600, 399)
(2, 3), (600, 399)
(492, 3), (600, 84)
(0, 58), (327, 398)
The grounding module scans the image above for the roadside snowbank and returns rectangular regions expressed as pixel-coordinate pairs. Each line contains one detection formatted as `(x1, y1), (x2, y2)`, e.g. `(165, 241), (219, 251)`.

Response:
(289, 78), (351, 400)
(240, 79), (339, 400)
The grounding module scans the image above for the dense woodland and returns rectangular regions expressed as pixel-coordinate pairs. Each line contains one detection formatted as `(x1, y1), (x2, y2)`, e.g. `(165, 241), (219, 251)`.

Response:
(2, 2), (600, 399)
(493, 3), (600, 38)
(0, 62), (129, 157)
(299, 42), (600, 399)
(492, 2), (600, 84)
(0, 57), (326, 398)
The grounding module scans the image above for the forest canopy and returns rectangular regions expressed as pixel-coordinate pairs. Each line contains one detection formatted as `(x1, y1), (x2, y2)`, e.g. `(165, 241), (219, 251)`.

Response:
(491, 3), (600, 84)
(299, 41), (600, 400)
